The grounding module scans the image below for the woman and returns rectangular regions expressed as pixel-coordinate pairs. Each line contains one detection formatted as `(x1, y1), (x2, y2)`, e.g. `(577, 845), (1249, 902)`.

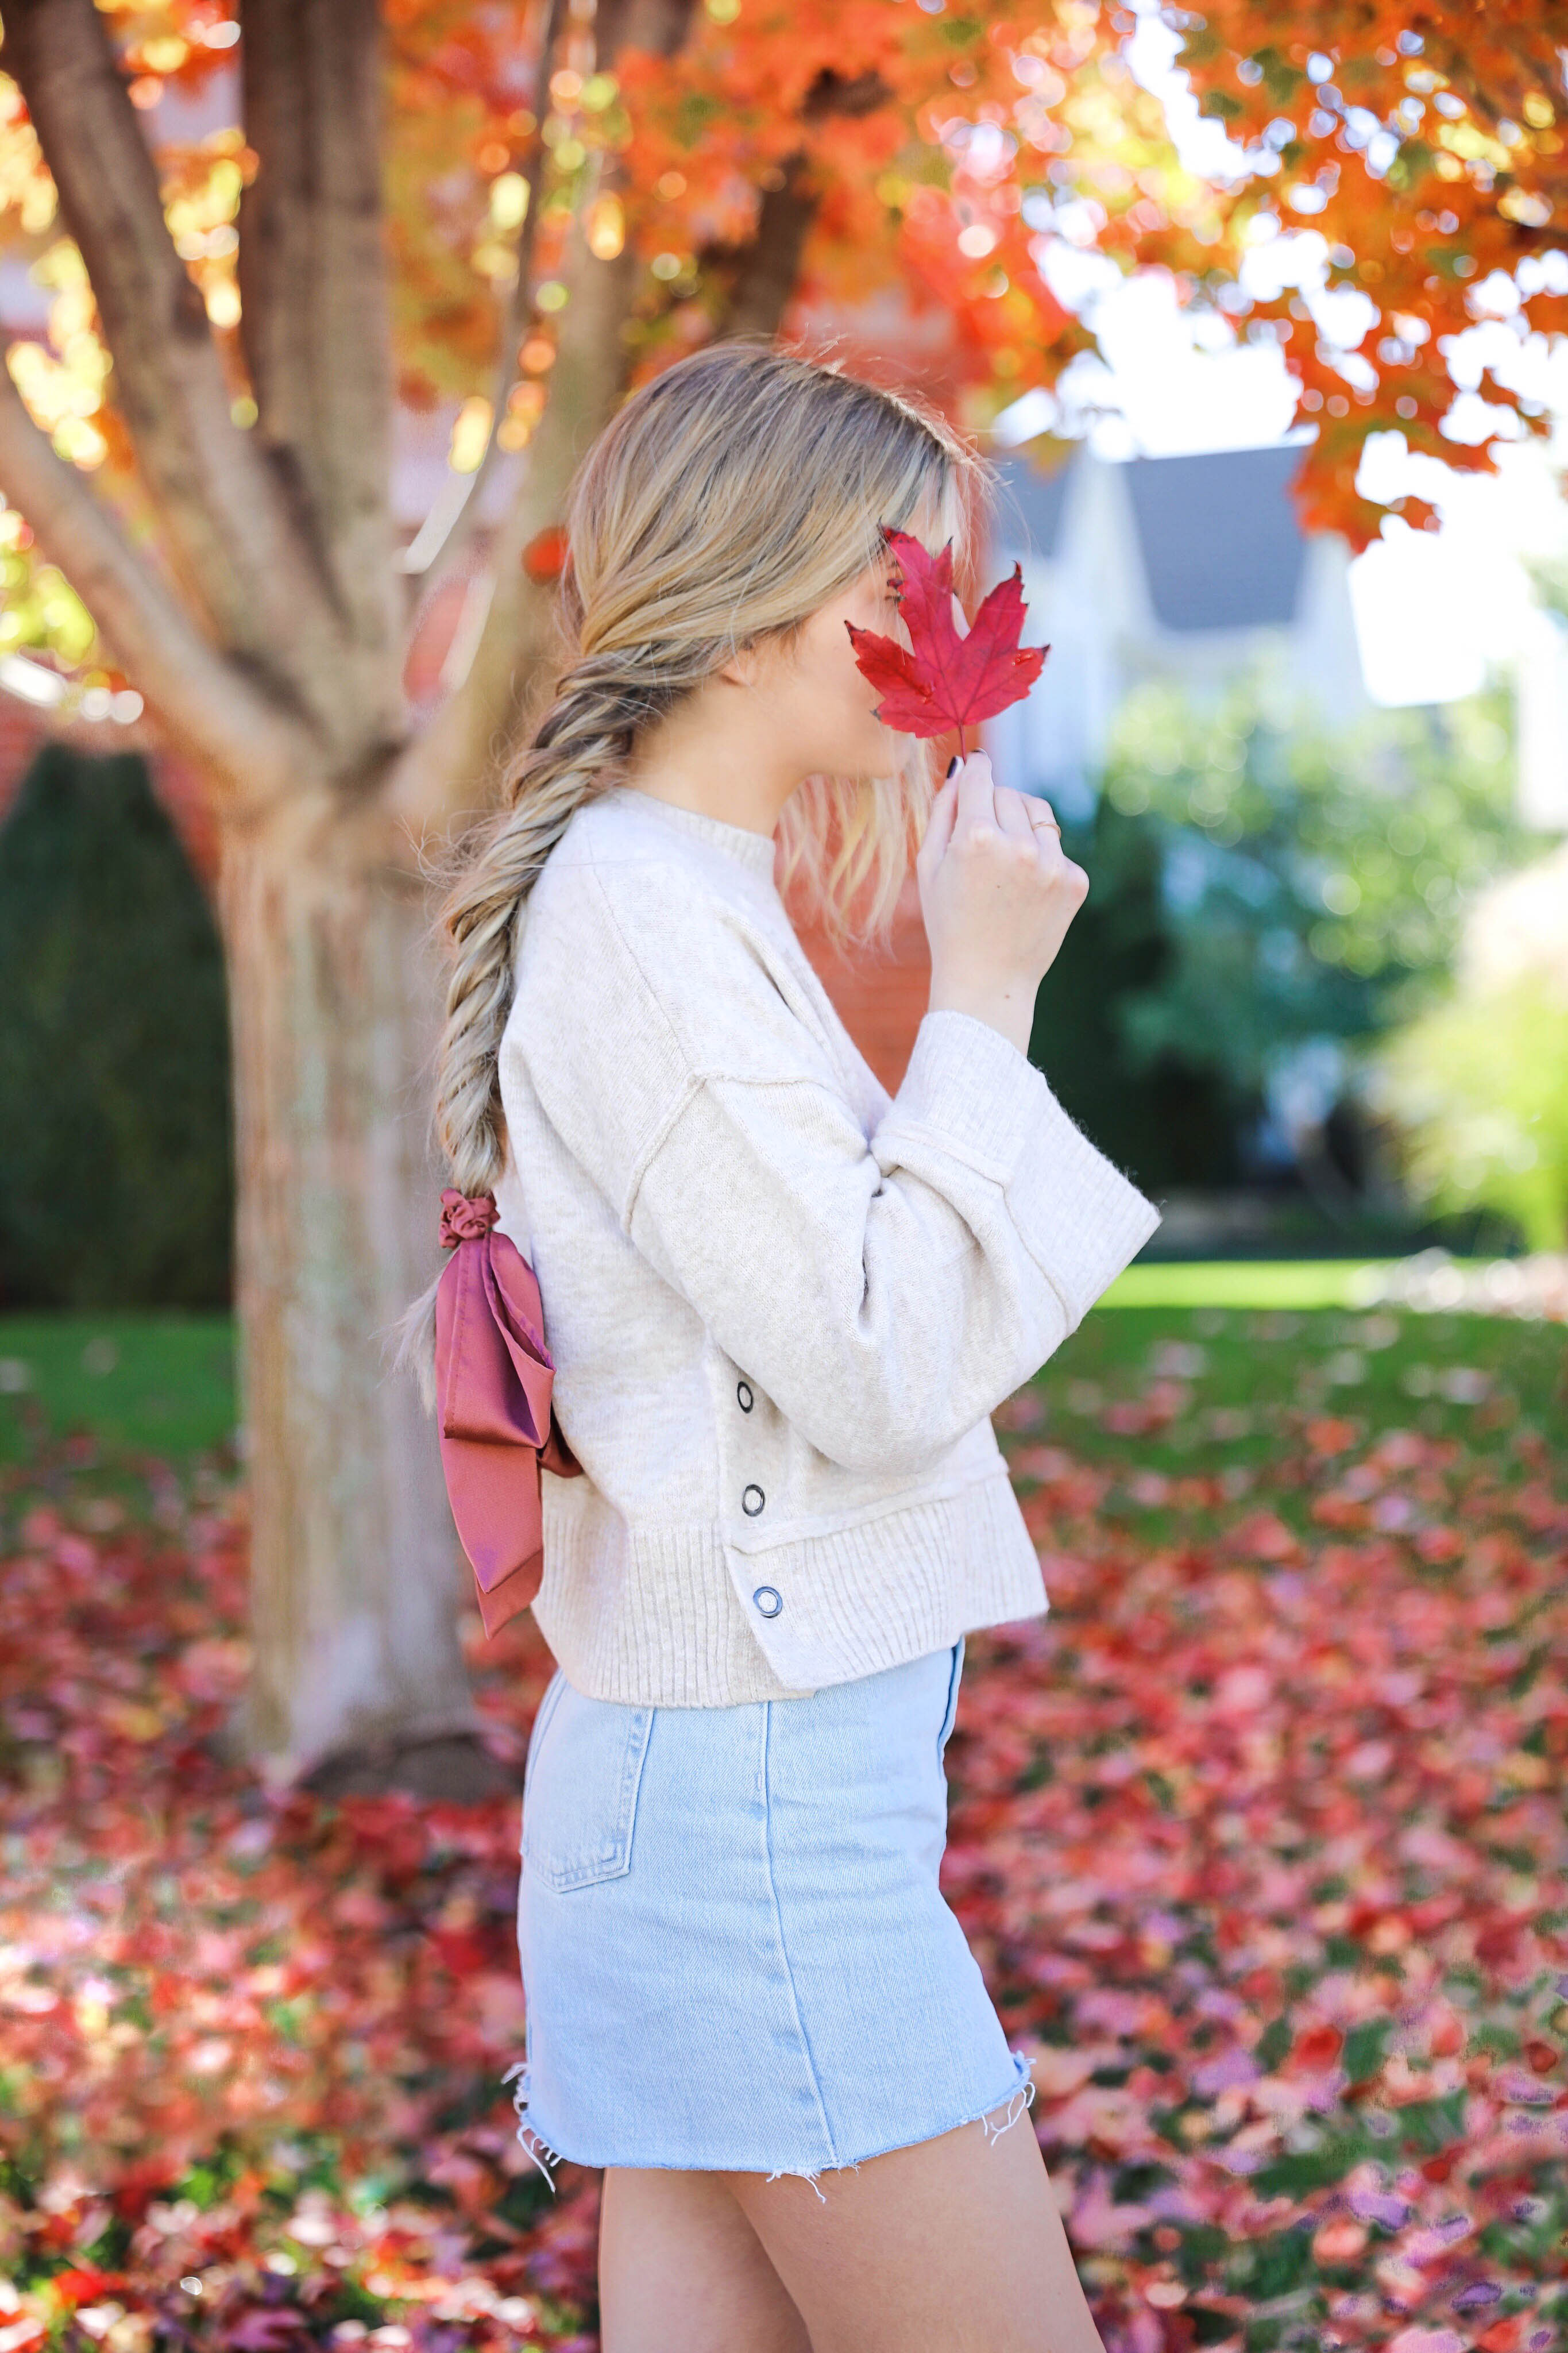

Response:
(426, 345), (1158, 2351)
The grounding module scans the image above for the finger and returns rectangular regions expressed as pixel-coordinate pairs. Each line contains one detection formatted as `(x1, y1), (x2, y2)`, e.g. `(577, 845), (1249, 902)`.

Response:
(1054, 854), (1090, 908)
(1028, 797), (1060, 835)
(992, 785), (1035, 842)
(918, 772), (959, 871)
(953, 749), (997, 836)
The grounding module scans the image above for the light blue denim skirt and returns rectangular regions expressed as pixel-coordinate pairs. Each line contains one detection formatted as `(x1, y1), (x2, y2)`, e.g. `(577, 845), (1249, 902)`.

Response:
(510, 1637), (1034, 2180)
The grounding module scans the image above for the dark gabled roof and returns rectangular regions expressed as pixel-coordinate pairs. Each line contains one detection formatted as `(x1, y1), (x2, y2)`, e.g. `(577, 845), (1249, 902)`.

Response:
(992, 440), (1312, 635)
(1124, 443), (1309, 633)
(991, 455), (1072, 560)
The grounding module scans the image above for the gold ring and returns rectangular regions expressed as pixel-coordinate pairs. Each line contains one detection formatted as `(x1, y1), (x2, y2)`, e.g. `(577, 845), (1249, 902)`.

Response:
(1030, 812), (1061, 835)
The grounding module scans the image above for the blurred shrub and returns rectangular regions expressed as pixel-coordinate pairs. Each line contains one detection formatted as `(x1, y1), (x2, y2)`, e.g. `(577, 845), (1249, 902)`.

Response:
(1371, 843), (1568, 1251)
(1373, 977), (1568, 1250)
(0, 502), (96, 667)
(0, 742), (232, 1307)
(1032, 682), (1529, 1197)
(1029, 796), (1238, 1187)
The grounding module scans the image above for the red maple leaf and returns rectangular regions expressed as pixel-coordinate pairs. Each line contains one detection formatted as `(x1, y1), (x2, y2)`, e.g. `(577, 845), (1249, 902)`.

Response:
(845, 527), (1048, 757)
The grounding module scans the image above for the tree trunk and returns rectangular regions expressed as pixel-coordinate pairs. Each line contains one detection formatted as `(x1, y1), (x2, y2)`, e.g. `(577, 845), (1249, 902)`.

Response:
(219, 793), (504, 1798)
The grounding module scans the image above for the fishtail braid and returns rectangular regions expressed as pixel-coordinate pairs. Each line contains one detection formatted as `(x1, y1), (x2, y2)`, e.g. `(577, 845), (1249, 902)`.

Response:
(435, 655), (660, 1196)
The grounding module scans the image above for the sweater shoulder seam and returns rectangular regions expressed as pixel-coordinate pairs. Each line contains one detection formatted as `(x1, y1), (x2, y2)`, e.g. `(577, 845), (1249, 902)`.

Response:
(580, 855), (819, 1224)
(578, 859), (702, 1229)
(581, 847), (839, 1094)
(580, 843), (785, 1040)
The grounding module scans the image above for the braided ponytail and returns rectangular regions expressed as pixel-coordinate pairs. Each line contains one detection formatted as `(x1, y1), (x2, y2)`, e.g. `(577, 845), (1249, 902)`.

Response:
(401, 342), (976, 1402)
(438, 664), (646, 1194)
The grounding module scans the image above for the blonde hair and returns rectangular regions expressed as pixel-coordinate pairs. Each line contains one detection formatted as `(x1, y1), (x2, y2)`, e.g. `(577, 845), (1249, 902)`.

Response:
(434, 344), (975, 1213)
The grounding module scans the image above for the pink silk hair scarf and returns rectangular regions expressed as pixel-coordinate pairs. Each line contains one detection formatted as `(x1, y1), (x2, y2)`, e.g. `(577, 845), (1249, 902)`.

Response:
(432, 1190), (580, 1637)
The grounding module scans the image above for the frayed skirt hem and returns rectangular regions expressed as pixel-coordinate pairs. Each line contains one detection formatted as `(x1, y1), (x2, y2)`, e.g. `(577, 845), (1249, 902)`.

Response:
(505, 2047), (1036, 2194)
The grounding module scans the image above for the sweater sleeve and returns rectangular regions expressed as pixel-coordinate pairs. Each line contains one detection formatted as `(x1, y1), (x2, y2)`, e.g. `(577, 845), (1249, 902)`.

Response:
(516, 847), (1160, 1479)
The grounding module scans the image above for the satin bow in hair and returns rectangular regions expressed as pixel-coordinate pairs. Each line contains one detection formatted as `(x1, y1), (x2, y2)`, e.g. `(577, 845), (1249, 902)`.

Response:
(432, 1189), (580, 1637)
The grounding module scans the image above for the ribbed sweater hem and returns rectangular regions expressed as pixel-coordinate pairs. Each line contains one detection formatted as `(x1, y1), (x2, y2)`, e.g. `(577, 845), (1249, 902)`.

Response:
(532, 1462), (1046, 1707)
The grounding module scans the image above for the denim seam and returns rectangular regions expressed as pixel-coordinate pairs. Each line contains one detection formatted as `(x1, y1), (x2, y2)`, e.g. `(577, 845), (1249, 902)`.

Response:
(522, 1670), (566, 1812)
(937, 1635), (964, 1769)
(758, 1699), (839, 2179)
(615, 1708), (652, 1871)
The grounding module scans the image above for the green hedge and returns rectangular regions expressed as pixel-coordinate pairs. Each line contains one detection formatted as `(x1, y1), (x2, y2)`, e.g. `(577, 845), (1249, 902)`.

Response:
(0, 742), (232, 1307)
(1030, 685), (1527, 1208)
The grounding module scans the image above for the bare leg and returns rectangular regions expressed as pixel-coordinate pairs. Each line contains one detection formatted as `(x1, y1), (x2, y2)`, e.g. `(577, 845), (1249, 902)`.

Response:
(724, 2107), (1106, 2353)
(599, 2165), (813, 2353)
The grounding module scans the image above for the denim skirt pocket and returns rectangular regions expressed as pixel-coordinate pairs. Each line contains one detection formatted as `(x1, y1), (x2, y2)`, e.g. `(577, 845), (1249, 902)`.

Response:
(522, 1676), (652, 1893)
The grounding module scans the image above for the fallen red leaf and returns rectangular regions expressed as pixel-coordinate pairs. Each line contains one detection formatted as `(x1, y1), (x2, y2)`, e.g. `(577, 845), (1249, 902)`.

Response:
(226, 2307), (310, 2351)
(1289, 2022), (1343, 2070)
(5, 1310), (1567, 2351)
(1306, 1416), (1358, 1455)
(845, 527), (1047, 756)
(50, 2271), (126, 2310)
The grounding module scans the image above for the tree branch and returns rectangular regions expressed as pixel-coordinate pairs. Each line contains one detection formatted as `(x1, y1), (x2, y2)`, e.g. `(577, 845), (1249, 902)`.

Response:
(712, 156), (819, 342)
(237, 0), (400, 736)
(385, 221), (643, 841)
(5, 0), (364, 761)
(712, 70), (887, 342)
(387, 0), (701, 840)
(402, 0), (570, 619)
(0, 358), (315, 809)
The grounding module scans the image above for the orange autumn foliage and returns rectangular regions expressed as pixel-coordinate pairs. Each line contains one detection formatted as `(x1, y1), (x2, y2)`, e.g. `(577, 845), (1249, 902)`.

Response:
(0, 0), (1562, 623)
(1168, 2), (1567, 545)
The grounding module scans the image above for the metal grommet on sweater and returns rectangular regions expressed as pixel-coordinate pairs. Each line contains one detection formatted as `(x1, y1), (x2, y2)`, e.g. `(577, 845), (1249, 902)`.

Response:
(752, 1586), (783, 1618)
(741, 1483), (765, 1516)
(736, 1380), (754, 1412)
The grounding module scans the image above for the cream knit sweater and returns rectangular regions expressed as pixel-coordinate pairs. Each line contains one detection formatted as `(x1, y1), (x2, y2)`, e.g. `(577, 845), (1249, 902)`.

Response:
(493, 786), (1160, 1706)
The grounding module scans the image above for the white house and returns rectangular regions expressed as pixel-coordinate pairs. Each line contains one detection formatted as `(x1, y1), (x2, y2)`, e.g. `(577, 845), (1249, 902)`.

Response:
(984, 441), (1369, 813)
(1514, 604), (1568, 831)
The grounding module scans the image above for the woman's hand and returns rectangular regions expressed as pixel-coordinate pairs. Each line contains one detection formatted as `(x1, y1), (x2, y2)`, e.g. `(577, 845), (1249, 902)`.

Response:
(917, 751), (1088, 1056)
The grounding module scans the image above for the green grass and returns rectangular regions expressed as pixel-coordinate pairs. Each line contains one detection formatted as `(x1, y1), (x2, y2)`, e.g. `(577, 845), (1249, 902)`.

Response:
(1102, 1260), (1393, 1310)
(1028, 1300), (1563, 1486)
(0, 1291), (1560, 1486)
(0, 1314), (236, 1464)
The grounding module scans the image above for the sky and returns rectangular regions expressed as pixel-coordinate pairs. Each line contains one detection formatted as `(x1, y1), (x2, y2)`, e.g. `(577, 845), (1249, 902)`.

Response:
(993, 10), (1568, 711)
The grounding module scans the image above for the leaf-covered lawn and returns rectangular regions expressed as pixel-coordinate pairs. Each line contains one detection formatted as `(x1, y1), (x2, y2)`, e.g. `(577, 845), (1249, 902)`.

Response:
(1, 1306), (1563, 2353)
